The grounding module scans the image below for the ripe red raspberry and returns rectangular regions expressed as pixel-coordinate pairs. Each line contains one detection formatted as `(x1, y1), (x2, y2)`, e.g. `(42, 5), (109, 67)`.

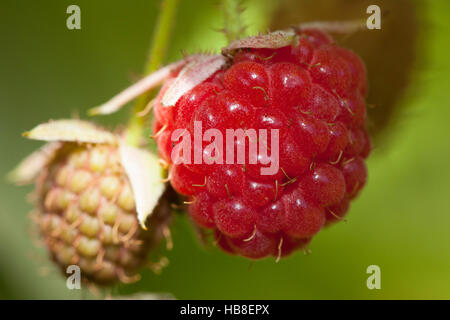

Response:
(153, 28), (370, 260)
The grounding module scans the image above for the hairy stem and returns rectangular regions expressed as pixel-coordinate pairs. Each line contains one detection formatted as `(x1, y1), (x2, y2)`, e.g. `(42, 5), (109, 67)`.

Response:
(126, 0), (179, 146)
(222, 0), (246, 43)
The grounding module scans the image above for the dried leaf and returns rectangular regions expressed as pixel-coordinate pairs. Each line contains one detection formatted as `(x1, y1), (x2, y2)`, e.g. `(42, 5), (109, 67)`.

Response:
(161, 54), (226, 107)
(8, 142), (62, 185)
(89, 59), (187, 115)
(223, 30), (296, 54)
(119, 143), (166, 229)
(23, 119), (117, 144)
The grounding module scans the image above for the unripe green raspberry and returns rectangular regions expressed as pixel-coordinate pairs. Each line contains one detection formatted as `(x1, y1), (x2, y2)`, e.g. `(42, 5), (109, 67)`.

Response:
(35, 144), (171, 285)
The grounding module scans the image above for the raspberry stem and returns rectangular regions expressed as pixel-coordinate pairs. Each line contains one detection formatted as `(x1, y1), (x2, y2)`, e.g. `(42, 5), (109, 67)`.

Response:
(222, 0), (246, 43)
(126, 0), (179, 146)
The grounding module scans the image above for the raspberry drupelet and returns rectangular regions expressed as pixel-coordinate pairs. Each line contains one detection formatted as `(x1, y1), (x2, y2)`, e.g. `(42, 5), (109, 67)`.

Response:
(153, 28), (370, 260)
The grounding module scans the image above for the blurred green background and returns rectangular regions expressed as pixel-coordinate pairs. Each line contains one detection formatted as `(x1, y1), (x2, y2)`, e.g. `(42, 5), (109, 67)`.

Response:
(1, 0), (449, 299)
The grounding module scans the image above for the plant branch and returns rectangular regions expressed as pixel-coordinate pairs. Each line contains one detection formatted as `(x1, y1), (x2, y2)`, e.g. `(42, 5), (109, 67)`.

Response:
(126, 0), (179, 146)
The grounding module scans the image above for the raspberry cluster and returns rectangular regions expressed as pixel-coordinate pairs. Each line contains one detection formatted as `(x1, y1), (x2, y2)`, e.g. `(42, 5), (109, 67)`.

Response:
(153, 29), (370, 259)
(36, 144), (171, 284)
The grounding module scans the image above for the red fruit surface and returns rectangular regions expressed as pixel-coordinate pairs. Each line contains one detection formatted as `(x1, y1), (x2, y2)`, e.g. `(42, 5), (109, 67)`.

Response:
(282, 188), (325, 238)
(153, 28), (370, 260)
(213, 198), (256, 238)
(299, 163), (346, 206)
(325, 197), (350, 226)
